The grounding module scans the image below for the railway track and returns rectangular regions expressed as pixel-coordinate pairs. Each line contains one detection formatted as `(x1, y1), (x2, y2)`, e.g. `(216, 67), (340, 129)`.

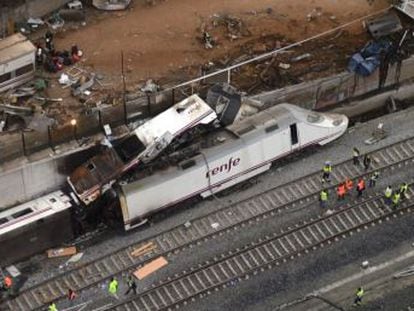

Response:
(109, 187), (414, 311)
(4, 137), (414, 311)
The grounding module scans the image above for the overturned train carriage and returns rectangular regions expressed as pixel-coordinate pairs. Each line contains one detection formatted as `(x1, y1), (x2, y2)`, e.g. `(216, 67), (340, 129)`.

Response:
(118, 104), (348, 230)
(67, 94), (217, 206)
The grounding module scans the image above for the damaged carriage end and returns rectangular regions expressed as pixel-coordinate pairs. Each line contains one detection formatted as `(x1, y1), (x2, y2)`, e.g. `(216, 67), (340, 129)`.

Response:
(67, 94), (218, 205)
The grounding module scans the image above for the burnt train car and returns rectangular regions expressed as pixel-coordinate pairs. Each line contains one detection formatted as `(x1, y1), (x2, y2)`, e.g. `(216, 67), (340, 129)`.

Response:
(118, 103), (348, 230)
(0, 191), (73, 266)
(68, 94), (217, 206)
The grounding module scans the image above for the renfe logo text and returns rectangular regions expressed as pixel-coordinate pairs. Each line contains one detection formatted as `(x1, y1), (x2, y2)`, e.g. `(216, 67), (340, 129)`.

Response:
(206, 157), (241, 178)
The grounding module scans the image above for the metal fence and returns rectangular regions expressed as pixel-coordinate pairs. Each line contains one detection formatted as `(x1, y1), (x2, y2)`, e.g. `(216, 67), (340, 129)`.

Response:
(0, 7), (397, 164)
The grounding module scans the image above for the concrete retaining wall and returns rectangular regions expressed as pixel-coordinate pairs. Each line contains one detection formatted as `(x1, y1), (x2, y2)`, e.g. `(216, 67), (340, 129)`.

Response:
(1, 56), (414, 210)
(0, 145), (99, 209)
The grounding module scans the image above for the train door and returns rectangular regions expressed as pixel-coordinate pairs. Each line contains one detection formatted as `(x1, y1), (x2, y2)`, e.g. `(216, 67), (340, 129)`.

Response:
(290, 123), (300, 150)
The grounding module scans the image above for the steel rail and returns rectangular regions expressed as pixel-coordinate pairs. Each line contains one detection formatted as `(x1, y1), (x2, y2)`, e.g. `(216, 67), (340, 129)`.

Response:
(110, 187), (414, 311)
(4, 136), (414, 310)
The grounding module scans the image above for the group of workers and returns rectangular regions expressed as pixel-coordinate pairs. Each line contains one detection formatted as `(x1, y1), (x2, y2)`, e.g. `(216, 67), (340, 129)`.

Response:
(319, 147), (410, 209)
(48, 276), (137, 311)
(46, 276), (137, 310)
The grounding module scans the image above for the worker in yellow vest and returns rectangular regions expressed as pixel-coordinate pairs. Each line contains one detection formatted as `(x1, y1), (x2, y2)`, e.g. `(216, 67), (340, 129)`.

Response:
(48, 303), (58, 311)
(353, 287), (364, 306)
(108, 277), (119, 298)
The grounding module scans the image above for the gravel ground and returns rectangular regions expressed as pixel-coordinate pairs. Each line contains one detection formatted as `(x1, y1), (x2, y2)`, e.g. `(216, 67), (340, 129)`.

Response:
(10, 105), (414, 309)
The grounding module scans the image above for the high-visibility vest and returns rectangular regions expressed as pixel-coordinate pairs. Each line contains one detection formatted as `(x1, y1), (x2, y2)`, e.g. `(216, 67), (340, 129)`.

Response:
(356, 288), (364, 298)
(357, 179), (365, 190)
(385, 187), (393, 198)
(393, 193), (401, 204)
(337, 185), (346, 196)
(323, 165), (332, 173)
(346, 179), (353, 190)
(400, 183), (408, 194)
(4, 276), (12, 288)
(48, 303), (58, 311)
(320, 191), (328, 201)
(109, 280), (118, 294)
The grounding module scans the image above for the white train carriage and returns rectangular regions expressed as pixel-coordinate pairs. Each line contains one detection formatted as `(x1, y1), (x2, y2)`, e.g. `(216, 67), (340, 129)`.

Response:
(0, 191), (73, 266)
(119, 104), (348, 230)
(68, 94), (217, 206)
(0, 33), (36, 93)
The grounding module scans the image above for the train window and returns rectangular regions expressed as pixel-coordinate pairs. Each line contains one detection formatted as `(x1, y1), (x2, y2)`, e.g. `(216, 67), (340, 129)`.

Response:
(0, 218), (8, 225)
(307, 113), (324, 123)
(0, 72), (11, 83)
(49, 198), (57, 203)
(290, 124), (299, 145)
(180, 159), (196, 170)
(265, 124), (279, 133)
(11, 208), (32, 219)
(15, 64), (34, 76)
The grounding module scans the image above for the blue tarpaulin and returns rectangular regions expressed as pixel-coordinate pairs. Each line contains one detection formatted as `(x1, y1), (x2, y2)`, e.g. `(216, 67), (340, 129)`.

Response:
(348, 40), (393, 76)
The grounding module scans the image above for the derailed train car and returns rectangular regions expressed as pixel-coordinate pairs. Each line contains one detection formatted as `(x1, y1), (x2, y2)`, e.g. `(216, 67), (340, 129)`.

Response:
(118, 104), (348, 230)
(68, 94), (217, 206)
(0, 191), (73, 266)
(0, 102), (347, 264)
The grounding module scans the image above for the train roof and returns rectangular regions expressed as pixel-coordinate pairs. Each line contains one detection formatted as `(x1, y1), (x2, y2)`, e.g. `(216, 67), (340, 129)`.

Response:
(0, 33), (35, 65)
(134, 94), (217, 146)
(0, 191), (72, 236)
(121, 103), (316, 190)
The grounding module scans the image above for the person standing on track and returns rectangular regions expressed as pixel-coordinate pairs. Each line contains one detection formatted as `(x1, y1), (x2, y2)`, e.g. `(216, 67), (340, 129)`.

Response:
(384, 186), (393, 205)
(68, 288), (76, 301)
(353, 287), (364, 306)
(322, 161), (332, 183)
(337, 182), (346, 200)
(319, 189), (328, 208)
(399, 183), (409, 200)
(48, 303), (58, 311)
(363, 154), (372, 171)
(345, 178), (354, 194)
(392, 191), (401, 209)
(356, 178), (366, 197)
(369, 171), (380, 188)
(108, 277), (119, 299)
(353, 147), (360, 166)
(124, 276), (137, 295)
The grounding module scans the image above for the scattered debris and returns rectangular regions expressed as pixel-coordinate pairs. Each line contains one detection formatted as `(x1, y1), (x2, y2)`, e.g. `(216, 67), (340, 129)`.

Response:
(364, 123), (387, 145)
(130, 242), (157, 257)
(211, 222), (220, 229)
(65, 252), (84, 265)
(133, 256), (168, 280)
(92, 0), (132, 11)
(206, 83), (241, 126)
(278, 62), (291, 70)
(366, 12), (402, 39)
(47, 246), (77, 258)
(307, 7), (323, 22)
(348, 40), (392, 76)
(72, 74), (96, 97)
(290, 53), (312, 63)
(211, 14), (251, 41)
(67, 0), (83, 10)
(140, 79), (160, 93)
(0, 104), (34, 116)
